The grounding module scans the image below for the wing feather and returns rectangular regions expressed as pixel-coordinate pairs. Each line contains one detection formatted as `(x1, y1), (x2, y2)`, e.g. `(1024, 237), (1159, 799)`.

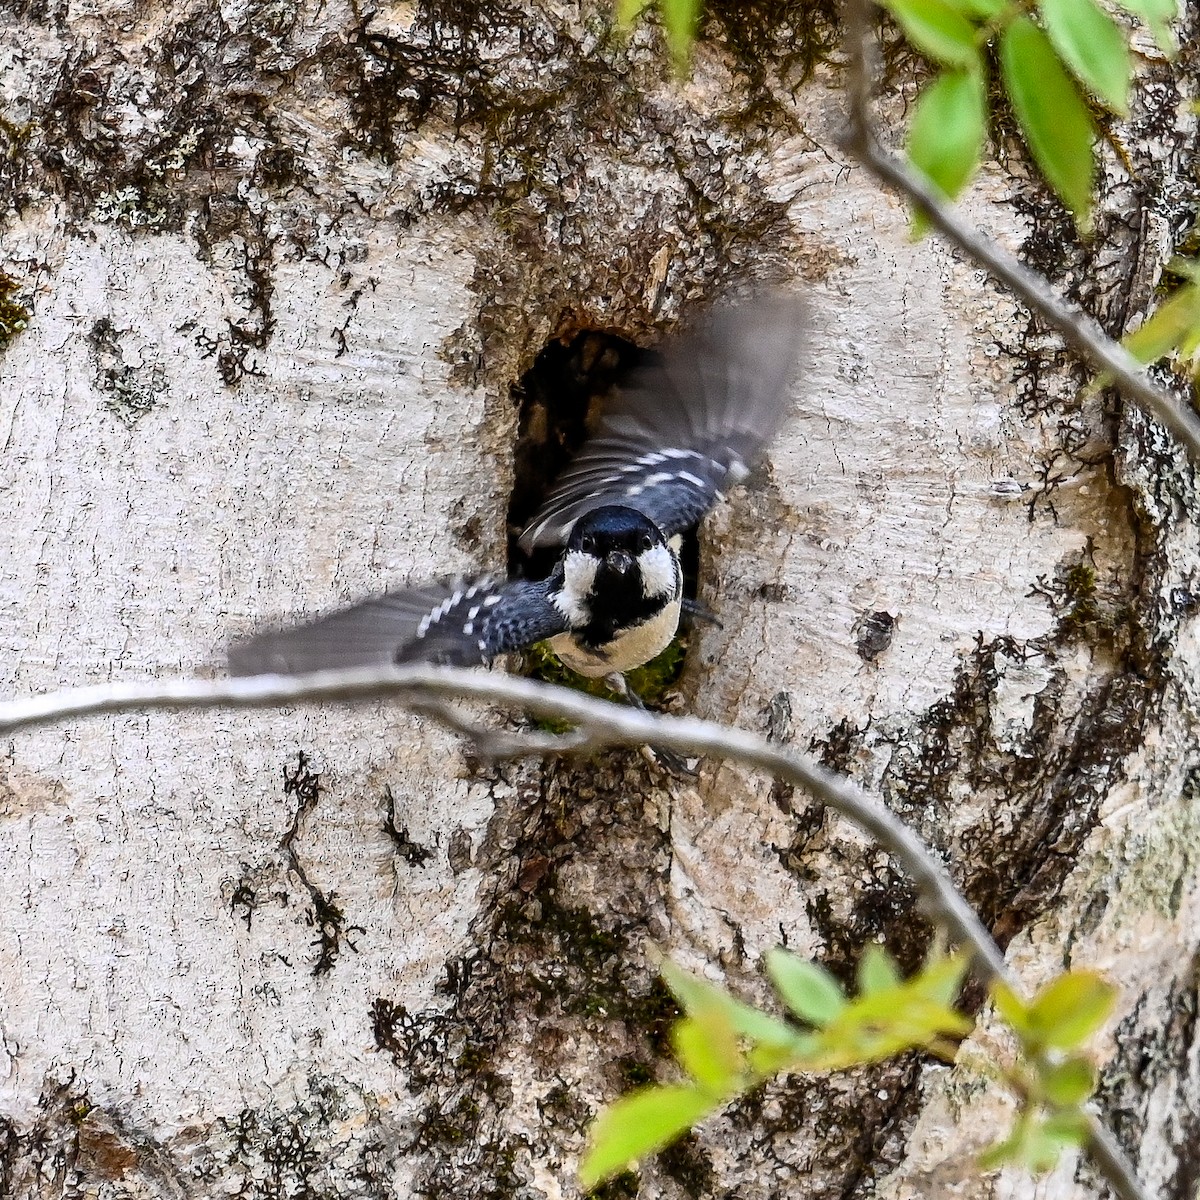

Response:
(227, 576), (566, 676)
(519, 291), (809, 549)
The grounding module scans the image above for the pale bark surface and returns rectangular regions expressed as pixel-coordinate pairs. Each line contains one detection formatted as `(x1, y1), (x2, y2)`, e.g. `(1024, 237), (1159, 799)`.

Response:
(1, 2), (1198, 1198)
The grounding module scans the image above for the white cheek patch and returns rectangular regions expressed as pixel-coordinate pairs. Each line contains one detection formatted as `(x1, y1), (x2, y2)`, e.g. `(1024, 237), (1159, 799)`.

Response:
(555, 550), (598, 624)
(638, 543), (679, 599)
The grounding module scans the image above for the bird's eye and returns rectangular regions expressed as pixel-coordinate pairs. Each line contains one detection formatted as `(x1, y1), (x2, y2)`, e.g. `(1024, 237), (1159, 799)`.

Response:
(581, 535), (595, 554)
(640, 534), (653, 551)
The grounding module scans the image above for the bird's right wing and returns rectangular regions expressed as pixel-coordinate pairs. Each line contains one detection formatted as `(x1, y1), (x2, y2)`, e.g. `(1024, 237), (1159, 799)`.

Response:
(519, 292), (809, 550)
(227, 576), (567, 677)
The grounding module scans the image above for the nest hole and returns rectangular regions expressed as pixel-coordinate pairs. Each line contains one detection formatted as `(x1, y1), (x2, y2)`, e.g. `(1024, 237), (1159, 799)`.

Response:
(506, 327), (702, 702)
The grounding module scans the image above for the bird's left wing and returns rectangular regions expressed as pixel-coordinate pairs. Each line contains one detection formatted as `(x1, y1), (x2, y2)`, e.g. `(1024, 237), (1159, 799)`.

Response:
(227, 576), (567, 677)
(519, 291), (809, 550)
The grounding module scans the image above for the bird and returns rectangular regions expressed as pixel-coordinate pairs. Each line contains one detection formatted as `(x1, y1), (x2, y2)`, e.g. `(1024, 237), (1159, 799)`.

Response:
(227, 292), (809, 699)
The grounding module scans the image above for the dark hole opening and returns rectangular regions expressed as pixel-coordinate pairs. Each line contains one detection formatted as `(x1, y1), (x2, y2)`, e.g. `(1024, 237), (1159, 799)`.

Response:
(506, 328), (700, 601)
(506, 328), (702, 702)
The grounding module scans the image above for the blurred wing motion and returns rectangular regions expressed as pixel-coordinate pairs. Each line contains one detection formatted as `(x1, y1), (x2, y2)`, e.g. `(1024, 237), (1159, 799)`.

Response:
(519, 291), (809, 550)
(227, 576), (566, 677)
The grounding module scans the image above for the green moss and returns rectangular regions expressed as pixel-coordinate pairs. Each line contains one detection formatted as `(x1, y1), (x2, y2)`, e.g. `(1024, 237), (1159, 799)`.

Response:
(704, 0), (841, 94)
(1058, 561), (1100, 636)
(1030, 549), (1133, 644)
(498, 897), (624, 1012)
(1063, 561), (1096, 596)
(636, 976), (683, 1054)
(521, 635), (687, 731)
(455, 1043), (490, 1073)
(660, 1132), (717, 1193)
(370, 783), (682, 1195)
(496, 892), (682, 1046)
(419, 1094), (481, 1145)
(591, 1171), (640, 1199)
(0, 272), (30, 352)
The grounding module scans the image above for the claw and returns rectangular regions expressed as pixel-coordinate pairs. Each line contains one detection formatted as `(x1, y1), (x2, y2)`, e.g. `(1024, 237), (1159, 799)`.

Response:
(681, 597), (722, 629)
(604, 672), (698, 778)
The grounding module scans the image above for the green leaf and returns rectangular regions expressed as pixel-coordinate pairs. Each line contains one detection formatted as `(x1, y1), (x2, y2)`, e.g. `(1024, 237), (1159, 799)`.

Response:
(809, 998), (971, 1069)
(611, 0), (699, 70)
(748, 1034), (816, 1076)
(907, 67), (986, 231)
(1024, 970), (1117, 1048)
(1040, 0), (1132, 113)
(765, 950), (847, 1026)
(911, 950), (971, 1012)
(980, 1108), (1089, 1175)
(805, 1033), (913, 1069)
(841, 992), (973, 1040)
(1123, 279), (1200, 364)
(1111, 0), (1177, 55)
(946, 0), (1010, 17)
(1040, 1055), (1097, 1107)
(979, 1131), (1022, 1170)
(1000, 16), (1096, 228)
(1023, 1110), (1092, 1172)
(980, 1109), (1038, 1171)
(1040, 1109), (1092, 1143)
(672, 1012), (743, 1095)
(991, 981), (1033, 1035)
(660, 960), (801, 1049)
(580, 1085), (716, 1187)
(615, 0), (652, 26)
(881, 0), (983, 69)
(857, 945), (902, 996)
(787, 946), (973, 1070)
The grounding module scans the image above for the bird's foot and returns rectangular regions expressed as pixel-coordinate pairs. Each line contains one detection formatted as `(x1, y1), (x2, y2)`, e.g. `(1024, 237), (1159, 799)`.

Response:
(603, 672), (698, 778)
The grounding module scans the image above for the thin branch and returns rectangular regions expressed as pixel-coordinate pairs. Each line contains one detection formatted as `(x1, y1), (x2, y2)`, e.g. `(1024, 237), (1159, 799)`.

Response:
(0, 663), (1007, 981)
(838, 0), (1200, 466)
(1086, 1119), (1151, 1200)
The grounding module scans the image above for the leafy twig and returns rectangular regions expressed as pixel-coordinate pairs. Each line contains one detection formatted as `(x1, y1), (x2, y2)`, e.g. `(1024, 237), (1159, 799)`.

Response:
(838, 0), (1200, 465)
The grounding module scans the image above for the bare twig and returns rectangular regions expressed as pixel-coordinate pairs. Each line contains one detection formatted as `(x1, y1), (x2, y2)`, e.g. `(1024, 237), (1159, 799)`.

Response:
(1086, 1120), (1151, 1200)
(0, 663), (1006, 978)
(838, 0), (1200, 466)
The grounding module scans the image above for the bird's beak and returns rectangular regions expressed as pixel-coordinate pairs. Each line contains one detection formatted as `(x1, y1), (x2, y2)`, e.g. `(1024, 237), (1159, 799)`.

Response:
(605, 549), (634, 576)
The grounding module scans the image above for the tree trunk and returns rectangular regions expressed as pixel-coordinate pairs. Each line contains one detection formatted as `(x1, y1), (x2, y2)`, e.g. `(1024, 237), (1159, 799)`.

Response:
(1, 2), (1198, 1197)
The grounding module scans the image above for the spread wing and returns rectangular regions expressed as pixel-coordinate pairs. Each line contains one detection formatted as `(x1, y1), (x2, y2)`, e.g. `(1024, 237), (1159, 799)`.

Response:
(227, 576), (567, 676)
(519, 291), (809, 550)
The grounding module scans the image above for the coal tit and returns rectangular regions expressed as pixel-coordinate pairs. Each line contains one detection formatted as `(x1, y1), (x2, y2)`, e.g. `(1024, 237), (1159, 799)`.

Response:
(227, 293), (808, 687)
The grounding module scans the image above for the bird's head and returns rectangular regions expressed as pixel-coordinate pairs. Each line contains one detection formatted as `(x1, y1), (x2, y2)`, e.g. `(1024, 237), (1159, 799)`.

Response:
(557, 506), (677, 624)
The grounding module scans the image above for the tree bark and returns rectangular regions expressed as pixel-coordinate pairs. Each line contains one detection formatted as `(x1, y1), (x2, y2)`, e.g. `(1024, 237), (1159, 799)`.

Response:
(1, 2), (1198, 1197)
